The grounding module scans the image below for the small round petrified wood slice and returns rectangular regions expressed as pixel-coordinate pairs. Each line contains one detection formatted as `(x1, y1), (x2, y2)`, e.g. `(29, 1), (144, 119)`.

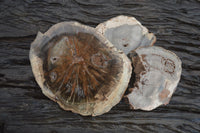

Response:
(96, 15), (156, 55)
(29, 22), (132, 116)
(126, 46), (182, 111)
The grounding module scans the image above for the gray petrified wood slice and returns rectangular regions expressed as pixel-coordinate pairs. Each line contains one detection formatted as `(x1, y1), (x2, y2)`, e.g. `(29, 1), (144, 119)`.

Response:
(126, 46), (182, 110)
(96, 15), (156, 55)
(29, 22), (132, 116)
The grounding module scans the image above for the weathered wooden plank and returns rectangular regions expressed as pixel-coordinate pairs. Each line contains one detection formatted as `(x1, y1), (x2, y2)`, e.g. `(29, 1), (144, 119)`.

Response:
(0, 0), (200, 133)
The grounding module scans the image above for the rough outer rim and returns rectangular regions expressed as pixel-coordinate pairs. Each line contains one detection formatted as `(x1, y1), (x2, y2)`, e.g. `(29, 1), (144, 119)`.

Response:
(29, 21), (132, 116)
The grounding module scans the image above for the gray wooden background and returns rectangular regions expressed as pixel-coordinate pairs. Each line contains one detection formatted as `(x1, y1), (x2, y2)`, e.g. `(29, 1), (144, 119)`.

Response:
(0, 0), (200, 133)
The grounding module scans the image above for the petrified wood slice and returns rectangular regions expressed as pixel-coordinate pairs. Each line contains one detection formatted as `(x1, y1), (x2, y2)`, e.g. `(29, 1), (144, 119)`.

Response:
(96, 15), (156, 55)
(29, 22), (132, 116)
(126, 46), (182, 110)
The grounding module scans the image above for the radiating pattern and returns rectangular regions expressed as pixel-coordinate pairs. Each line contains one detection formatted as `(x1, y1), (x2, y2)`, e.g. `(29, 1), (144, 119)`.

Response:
(42, 33), (115, 103)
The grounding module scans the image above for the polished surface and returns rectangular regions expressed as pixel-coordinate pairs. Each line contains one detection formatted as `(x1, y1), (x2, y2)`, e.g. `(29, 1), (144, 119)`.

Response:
(0, 0), (200, 133)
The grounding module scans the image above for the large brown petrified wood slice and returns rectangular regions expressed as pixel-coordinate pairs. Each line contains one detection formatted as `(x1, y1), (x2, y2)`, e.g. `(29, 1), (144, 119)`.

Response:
(29, 22), (132, 116)
(126, 46), (182, 111)
(96, 15), (156, 55)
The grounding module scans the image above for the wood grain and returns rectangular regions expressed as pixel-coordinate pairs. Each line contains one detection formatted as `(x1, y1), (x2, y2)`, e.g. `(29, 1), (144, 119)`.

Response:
(0, 0), (200, 133)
